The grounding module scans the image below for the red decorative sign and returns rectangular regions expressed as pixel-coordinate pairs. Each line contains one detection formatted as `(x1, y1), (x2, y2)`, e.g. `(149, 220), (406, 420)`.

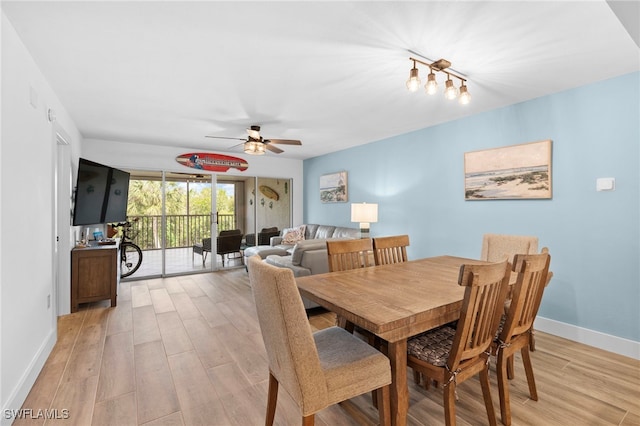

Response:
(176, 153), (249, 172)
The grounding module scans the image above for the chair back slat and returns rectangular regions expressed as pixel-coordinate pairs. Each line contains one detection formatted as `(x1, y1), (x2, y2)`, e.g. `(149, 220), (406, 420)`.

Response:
(448, 260), (511, 369)
(499, 252), (551, 343)
(326, 238), (373, 272)
(373, 235), (410, 265)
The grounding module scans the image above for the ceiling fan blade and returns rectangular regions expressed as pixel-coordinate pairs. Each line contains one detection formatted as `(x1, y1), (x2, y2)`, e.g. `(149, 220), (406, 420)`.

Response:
(265, 144), (284, 154)
(205, 136), (245, 141)
(265, 139), (302, 145)
(227, 142), (245, 150)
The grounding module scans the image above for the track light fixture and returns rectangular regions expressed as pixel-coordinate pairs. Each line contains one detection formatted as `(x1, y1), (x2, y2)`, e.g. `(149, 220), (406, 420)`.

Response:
(406, 56), (471, 104)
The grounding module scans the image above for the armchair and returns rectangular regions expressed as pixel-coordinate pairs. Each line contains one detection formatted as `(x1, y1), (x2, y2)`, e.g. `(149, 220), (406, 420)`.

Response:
(192, 238), (212, 266)
(245, 227), (279, 247)
(217, 229), (243, 266)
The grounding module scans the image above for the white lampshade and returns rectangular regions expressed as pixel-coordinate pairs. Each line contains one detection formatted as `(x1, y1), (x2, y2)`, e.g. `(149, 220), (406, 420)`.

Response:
(351, 203), (378, 224)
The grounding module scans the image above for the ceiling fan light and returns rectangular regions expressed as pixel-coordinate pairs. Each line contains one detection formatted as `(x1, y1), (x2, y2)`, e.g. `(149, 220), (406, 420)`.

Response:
(425, 71), (438, 95)
(444, 78), (459, 100)
(459, 83), (471, 104)
(406, 67), (421, 92)
(244, 141), (265, 155)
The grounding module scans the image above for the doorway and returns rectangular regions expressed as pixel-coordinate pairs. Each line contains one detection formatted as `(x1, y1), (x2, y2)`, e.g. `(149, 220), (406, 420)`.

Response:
(121, 171), (216, 278)
(120, 171), (291, 279)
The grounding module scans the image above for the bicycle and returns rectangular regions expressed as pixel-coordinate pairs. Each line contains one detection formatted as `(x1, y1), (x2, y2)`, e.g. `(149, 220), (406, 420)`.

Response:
(113, 219), (143, 278)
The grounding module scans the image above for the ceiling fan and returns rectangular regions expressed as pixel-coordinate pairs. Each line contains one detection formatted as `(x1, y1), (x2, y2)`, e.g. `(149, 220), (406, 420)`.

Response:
(205, 125), (302, 155)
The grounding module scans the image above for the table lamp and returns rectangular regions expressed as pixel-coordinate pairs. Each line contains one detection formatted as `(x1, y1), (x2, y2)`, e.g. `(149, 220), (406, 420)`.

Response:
(351, 202), (378, 239)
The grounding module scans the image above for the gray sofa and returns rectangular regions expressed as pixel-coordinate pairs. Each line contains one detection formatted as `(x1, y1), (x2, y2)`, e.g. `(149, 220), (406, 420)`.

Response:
(244, 224), (360, 309)
(243, 224), (359, 271)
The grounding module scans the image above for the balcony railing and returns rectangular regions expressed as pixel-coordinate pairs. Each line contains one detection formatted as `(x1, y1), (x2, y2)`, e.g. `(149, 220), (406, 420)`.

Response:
(126, 214), (237, 250)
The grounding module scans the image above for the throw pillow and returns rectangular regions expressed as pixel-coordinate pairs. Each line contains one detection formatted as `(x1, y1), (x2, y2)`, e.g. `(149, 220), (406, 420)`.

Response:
(282, 225), (306, 244)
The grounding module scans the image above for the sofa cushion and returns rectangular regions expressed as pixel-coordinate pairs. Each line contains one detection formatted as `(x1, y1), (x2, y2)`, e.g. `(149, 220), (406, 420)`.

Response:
(332, 227), (360, 239)
(265, 255), (311, 277)
(282, 225), (306, 244)
(290, 239), (329, 265)
(244, 246), (289, 260)
(304, 224), (319, 239)
(314, 225), (336, 239)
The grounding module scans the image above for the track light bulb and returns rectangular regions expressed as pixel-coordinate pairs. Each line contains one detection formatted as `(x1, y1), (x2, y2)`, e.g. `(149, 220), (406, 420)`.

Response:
(459, 83), (471, 104)
(444, 78), (459, 100)
(425, 71), (438, 95)
(406, 66), (421, 92)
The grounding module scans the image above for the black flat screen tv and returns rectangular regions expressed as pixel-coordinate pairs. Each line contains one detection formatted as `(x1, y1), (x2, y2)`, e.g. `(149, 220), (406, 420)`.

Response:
(72, 158), (131, 226)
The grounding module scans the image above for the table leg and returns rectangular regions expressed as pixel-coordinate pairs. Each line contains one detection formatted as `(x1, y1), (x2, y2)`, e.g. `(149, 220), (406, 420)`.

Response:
(387, 339), (408, 426)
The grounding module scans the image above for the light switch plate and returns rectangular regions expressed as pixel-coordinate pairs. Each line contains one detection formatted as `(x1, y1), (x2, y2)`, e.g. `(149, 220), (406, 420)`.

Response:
(596, 177), (615, 191)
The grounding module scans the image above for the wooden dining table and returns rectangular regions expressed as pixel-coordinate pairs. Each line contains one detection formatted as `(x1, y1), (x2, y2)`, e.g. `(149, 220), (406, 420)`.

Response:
(296, 255), (488, 426)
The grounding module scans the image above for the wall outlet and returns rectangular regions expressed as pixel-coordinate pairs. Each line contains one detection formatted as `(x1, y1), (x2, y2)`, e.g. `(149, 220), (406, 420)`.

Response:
(596, 177), (615, 191)
(47, 294), (51, 309)
(29, 85), (38, 109)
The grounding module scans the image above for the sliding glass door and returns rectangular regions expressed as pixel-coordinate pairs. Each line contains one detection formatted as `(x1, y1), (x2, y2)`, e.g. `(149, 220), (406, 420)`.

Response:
(121, 171), (291, 279)
(122, 171), (215, 278)
(164, 172), (214, 275)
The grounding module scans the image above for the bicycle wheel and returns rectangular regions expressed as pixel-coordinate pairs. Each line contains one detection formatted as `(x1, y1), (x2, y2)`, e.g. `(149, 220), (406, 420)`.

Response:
(120, 242), (143, 278)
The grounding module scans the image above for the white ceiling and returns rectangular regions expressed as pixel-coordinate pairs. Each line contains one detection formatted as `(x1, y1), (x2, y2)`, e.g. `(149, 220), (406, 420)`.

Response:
(3, 1), (639, 160)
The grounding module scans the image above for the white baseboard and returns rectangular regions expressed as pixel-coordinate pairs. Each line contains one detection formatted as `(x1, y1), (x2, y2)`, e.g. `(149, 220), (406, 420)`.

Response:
(1, 329), (57, 426)
(535, 316), (640, 360)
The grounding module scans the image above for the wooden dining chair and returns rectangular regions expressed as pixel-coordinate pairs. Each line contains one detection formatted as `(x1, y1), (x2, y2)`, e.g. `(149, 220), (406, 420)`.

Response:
(407, 260), (511, 426)
(493, 252), (551, 426)
(326, 238), (375, 331)
(247, 255), (391, 426)
(528, 247), (553, 352)
(373, 235), (410, 265)
(326, 238), (374, 272)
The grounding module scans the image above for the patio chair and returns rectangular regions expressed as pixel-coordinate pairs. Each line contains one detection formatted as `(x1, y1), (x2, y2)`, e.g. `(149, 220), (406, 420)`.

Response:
(217, 229), (243, 266)
(192, 237), (212, 266)
(245, 227), (279, 247)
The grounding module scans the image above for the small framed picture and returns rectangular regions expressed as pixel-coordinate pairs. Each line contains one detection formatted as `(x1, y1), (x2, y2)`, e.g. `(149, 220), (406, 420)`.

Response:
(320, 171), (348, 203)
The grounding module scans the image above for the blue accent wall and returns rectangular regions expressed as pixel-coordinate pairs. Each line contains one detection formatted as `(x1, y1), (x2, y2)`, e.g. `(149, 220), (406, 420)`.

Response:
(303, 72), (640, 342)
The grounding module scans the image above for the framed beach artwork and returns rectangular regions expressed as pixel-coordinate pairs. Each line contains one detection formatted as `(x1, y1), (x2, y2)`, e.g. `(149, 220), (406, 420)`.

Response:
(464, 140), (552, 200)
(320, 171), (348, 203)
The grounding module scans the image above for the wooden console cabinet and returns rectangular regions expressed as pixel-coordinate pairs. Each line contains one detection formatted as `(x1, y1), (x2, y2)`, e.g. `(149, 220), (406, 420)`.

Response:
(71, 245), (118, 312)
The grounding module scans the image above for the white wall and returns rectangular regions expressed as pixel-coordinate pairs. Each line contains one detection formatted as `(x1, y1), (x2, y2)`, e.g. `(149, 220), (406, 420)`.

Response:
(82, 138), (304, 227)
(1, 10), (82, 423)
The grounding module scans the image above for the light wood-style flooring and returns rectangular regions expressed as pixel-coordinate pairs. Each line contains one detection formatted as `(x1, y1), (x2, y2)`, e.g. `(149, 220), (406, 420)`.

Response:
(15, 269), (640, 425)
